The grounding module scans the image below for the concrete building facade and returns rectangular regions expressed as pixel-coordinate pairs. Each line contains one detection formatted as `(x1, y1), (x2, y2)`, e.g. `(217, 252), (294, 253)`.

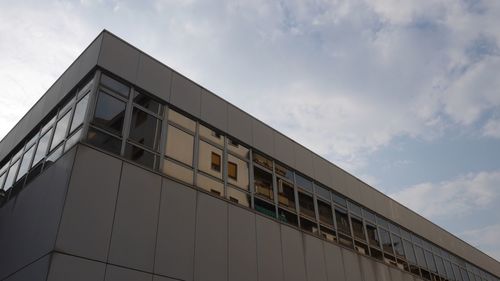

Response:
(1, 30), (499, 281)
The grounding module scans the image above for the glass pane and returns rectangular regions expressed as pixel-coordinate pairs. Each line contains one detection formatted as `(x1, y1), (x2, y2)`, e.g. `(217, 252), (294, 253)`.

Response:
(51, 111), (71, 151)
(227, 154), (249, 190)
(197, 173), (224, 196)
(415, 246), (427, 268)
(199, 124), (224, 146)
(277, 178), (295, 209)
(377, 217), (389, 229)
(1, 162), (8, 175)
(435, 256), (446, 276)
(444, 260), (455, 280)
(380, 228), (393, 253)
(16, 145), (35, 181)
(253, 152), (273, 170)
(26, 134), (37, 148)
(93, 92), (126, 135)
(366, 224), (380, 248)
(4, 159), (20, 190)
(33, 129), (53, 166)
(332, 193), (347, 207)
(348, 201), (362, 216)
(59, 96), (74, 116)
(317, 200), (334, 225)
(351, 216), (366, 241)
(295, 174), (313, 192)
(275, 163), (293, 182)
(101, 74), (129, 97)
(390, 223), (401, 235)
(320, 226), (336, 242)
(163, 159), (193, 184)
(278, 208), (298, 226)
(315, 185), (331, 200)
(165, 125), (194, 166)
(65, 129), (83, 152)
(392, 234), (405, 258)
(335, 208), (351, 235)
(41, 115), (56, 134)
(45, 145), (64, 166)
(0, 172), (6, 190)
(129, 108), (161, 150)
(227, 187), (250, 207)
(403, 240), (417, 264)
(298, 191), (315, 218)
(254, 198), (276, 218)
(453, 265), (463, 281)
(461, 269), (471, 281)
(401, 229), (412, 241)
(70, 94), (90, 133)
(198, 141), (223, 179)
(77, 77), (94, 97)
(254, 167), (273, 200)
(125, 144), (156, 169)
(227, 138), (249, 158)
(425, 251), (437, 273)
(86, 127), (122, 155)
(363, 209), (376, 223)
(134, 92), (162, 114)
(167, 109), (195, 132)
(300, 217), (319, 234)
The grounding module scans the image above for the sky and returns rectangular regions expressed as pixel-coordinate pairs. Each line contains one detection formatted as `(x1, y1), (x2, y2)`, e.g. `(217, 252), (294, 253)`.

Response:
(0, 0), (499, 262)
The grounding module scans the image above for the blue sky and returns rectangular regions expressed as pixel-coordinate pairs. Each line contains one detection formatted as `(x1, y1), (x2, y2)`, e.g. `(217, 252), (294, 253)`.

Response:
(1, 0), (499, 261)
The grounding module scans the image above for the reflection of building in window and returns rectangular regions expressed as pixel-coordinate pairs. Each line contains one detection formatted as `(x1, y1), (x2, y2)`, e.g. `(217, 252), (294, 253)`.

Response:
(227, 161), (237, 180)
(254, 167), (273, 200)
(211, 152), (221, 172)
(277, 179), (295, 209)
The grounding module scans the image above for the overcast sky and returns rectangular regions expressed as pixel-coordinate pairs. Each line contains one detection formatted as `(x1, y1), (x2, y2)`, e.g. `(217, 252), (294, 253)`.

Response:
(1, 0), (499, 261)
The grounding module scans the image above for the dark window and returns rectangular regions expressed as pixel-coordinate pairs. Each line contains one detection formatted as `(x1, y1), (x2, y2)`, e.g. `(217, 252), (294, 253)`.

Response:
(332, 193), (347, 207)
(320, 226), (336, 242)
(351, 216), (366, 241)
(101, 74), (129, 97)
(392, 234), (405, 258)
(255, 198), (276, 218)
(335, 208), (351, 235)
(33, 129), (52, 166)
(363, 209), (376, 223)
(317, 200), (334, 226)
(93, 92), (126, 135)
(125, 144), (156, 168)
(70, 94), (89, 133)
(277, 179), (295, 209)
(298, 192), (315, 218)
(50, 112), (71, 151)
(348, 201), (362, 216)
(366, 224), (380, 248)
(300, 217), (318, 234)
(129, 108), (161, 150)
(211, 152), (221, 171)
(278, 208), (298, 226)
(295, 174), (313, 192)
(16, 145), (35, 181)
(254, 167), (273, 200)
(87, 127), (122, 155)
(403, 240), (417, 264)
(315, 185), (331, 200)
(133, 92), (162, 114)
(228, 161), (237, 180)
(379, 228), (393, 253)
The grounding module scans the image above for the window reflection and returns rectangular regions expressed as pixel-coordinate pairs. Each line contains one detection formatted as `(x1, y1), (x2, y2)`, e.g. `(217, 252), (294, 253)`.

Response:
(197, 173), (224, 196)
(277, 178), (295, 209)
(163, 159), (193, 185)
(199, 125), (224, 146)
(165, 125), (194, 166)
(351, 216), (365, 241)
(51, 112), (71, 151)
(227, 154), (249, 190)
(255, 198), (276, 218)
(133, 92), (162, 114)
(278, 208), (298, 226)
(70, 94), (89, 133)
(125, 144), (156, 169)
(227, 139), (249, 159)
(4, 159), (20, 191)
(253, 152), (273, 170)
(335, 208), (351, 235)
(317, 200), (333, 226)
(16, 145), (35, 181)
(168, 109), (195, 132)
(299, 192), (315, 218)
(101, 74), (130, 97)
(87, 127), (122, 155)
(392, 234), (405, 258)
(33, 129), (52, 166)
(300, 217), (319, 234)
(65, 129), (83, 152)
(380, 228), (393, 253)
(93, 92), (126, 135)
(296, 174), (313, 192)
(198, 141), (223, 179)
(254, 167), (273, 200)
(366, 224), (380, 248)
(129, 108), (161, 150)
(227, 187), (250, 207)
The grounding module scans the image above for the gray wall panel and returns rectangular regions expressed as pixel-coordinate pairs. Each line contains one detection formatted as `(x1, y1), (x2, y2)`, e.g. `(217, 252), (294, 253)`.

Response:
(4, 254), (50, 281)
(304, 235), (328, 281)
(98, 32), (140, 84)
(56, 146), (122, 262)
(170, 72), (202, 118)
(342, 248), (363, 281)
(77, 33), (102, 79)
(273, 132), (296, 168)
(323, 242), (346, 281)
(256, 215), (284, 281)
(136, 54), (172, 102)
(228, 205), (258, 281)
(104, 265), (152, 281)
(46, 253), (105, 281)
(59, 56), (82, 97)
(108, 163), (161, 272)
(0, 150), (75, 280)
(252, 120), (275, 157)
(227, 105), (252, 145)
(360, 256), (377, 281)
(40, 78), (63, 121)
(389, 268), (404, 281)
(375, 262), (391, 281)
(281, 226), (307, 281)
(155, 179), (197, 281)
(403, 272), (414, 281)
(200, 89), (228, 131)
(153, 276), (177, 281)
(194, 193), (228, 281)
(294, 144), (314, 178)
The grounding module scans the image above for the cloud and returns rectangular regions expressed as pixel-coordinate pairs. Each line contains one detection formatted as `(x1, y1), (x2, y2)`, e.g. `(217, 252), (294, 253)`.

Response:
(483, 118), (500, 138)
(390, 170), (500, 219)
(461, 224), (500, 261)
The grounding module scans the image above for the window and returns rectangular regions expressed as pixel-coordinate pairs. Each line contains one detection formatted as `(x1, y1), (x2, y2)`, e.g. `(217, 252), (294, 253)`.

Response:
(33, 129), (52, 166)
(317, 200), (334, 226)
(129, 108), (161, 150)
(300, 217), (319, 234)
(45, 145), (64, 167)
(101, 74), (129, 97)
(363, 209), (376, 223)
(315, 185), (331, 200)
(4, 159), (20, 191)
(403, 240), (417, 264)
(50, 111), (71, 151)
(93, 91), (126, 135)
(379, 228), (393, 253)
(199, 125), (224, 146)
(425, 251), (437, 273)
(227, 154), (249, 190)
(16, 145), (35, 181)
(0, 172), (6, 191)
(444, 260), (455, 280)
(278, 208), (298, 226)
(415, 246), (427, 268)
(168, 109), (196, 132)
(165, 125), (194, 166)
(227, 187), (250, 207)
(228, 138), (249, 159)
(392, 234), (405, 258)
(277, 179), (295, 209)
(320, 226), (336, 242)
(253, 152), (273, 170)
(295, 174), (313, 192)
(70, 94), (89, 133)
(254, 167), (273, 200)
(86, 127), (122, 155)
(133, 92), (162, 114)
(275, 163), (294, 181)
(435, 256), (446, 277)
(366, 224), (380, 248)
(199, 141), (223, 178)
(351, 216), (366, 241)
(125, 144), (156, 169)
(197, 173), (224, 196)
(65, 129), (83, 152)
(335, 208), (351, 235)
(255, 198), (276, 218)
(348, 201), (362, 216)
(298, 191), (315, 218)
(163, 159), (193, 185)
(333, 193), (347, 207)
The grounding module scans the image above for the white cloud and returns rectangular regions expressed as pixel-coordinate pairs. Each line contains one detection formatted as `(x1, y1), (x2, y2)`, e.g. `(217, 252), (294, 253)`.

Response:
(461, 224), (500, 261)
(390, 170), (500, 219)
(483, 118), (500, 138)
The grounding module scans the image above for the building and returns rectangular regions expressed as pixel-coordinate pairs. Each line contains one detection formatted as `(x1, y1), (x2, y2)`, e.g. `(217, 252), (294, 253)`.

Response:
(0, 30), (499, 281)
